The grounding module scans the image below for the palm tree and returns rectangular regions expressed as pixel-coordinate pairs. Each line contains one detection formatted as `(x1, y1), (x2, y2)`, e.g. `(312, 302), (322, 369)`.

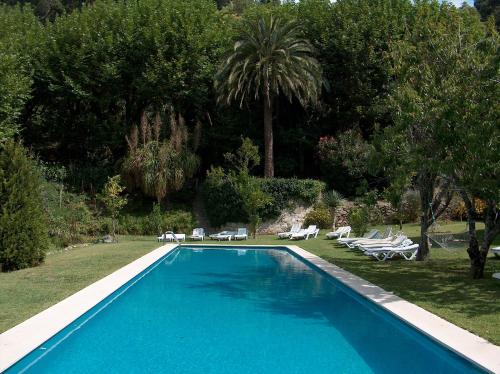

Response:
(215, 15), (324, 177)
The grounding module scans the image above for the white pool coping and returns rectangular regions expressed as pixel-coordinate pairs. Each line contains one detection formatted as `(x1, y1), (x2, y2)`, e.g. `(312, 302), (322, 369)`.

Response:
(284, 245), (500, 374)
(0, 243), (499, 373)
(0, 243), (178, 372)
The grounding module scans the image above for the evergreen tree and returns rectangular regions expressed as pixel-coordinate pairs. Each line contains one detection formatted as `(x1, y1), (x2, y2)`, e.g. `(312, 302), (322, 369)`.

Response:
(0, 141), (49, 271)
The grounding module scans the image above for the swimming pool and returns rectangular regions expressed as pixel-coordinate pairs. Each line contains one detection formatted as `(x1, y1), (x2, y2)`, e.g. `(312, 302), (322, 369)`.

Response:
(5, 246), (486, 373)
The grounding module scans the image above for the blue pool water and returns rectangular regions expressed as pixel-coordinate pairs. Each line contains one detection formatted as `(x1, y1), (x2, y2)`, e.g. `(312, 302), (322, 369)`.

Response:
(7, 247), (484, 373)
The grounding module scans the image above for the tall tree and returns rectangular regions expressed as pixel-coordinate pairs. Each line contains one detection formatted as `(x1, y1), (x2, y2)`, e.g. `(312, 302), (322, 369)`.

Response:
(380, 1), (467, 260)
(435, 14), (499, 278)
(382, 2), (499, 266)
(0, 5), (40, 141)
(215, 14), (324, 177)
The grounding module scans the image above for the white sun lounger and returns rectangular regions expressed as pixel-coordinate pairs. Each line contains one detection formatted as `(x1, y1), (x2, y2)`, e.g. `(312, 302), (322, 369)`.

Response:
(277, 223), (301, 239)
(353, 233), (405, 248)
(358, 236), (408, 251)
(338, 229), (380, 246)
(346, 237), (392, 249)
(291, 225), (319, 240)
(492, 247), (500, 257)
(157, 233), (186, 242)
(209, 231), (236, 241)
(326, 226), (351, 239)
(364, 243), (419, 261)
(234, 228), (248, 240)
(189, 228), (205, 241)
(345, 227), (393, 248)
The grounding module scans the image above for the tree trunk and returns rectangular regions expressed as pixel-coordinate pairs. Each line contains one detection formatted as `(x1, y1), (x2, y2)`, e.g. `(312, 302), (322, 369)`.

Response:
(416, 171), (434, 260)
(112, 218), (117, 242)
(398, 204), (403, 231)
(461, 192), (500, 279)
(415, 172), (453, 261)
(476, 200), (500, 278)
(460, 191), (483, 278)
(263, 100), (274, 178)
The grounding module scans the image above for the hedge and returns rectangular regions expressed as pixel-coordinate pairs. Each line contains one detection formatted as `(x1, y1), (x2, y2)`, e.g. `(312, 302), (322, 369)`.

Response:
(259, 178), (325, 218)
(202, 170), (325, 227)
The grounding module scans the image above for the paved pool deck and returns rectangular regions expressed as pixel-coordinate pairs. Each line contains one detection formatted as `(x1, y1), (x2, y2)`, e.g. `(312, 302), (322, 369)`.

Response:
(0, 243), (499, 373)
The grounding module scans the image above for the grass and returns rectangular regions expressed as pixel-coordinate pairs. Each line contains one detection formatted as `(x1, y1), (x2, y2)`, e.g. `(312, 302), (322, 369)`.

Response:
(1, 222), (499, 346)
(0, 236), (159, 333)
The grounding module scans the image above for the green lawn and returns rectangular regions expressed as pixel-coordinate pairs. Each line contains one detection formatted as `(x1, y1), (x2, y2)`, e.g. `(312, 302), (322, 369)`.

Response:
(0, 237), (159, 333)
(1, 222), (499, 346)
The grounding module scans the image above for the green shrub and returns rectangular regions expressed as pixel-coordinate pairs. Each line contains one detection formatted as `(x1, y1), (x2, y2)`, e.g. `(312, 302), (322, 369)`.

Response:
(163, 210), (196, 233)
(0, 141), (49, 271)
(119, 208), (195, 235)
(147, 203), (164, 235)
(118, 215), (147, 235)
(304, 205), (331, 229)
(41, 180), (98, 247)
(202, 169), (325, 227)
(259, 178), (325, 217)
(202, 167), (246, 227)
(349, 206), (370, 237)
(317, 130), (371, 196)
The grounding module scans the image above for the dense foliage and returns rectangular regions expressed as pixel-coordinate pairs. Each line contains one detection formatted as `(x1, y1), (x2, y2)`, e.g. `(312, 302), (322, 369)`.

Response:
(0, 141), (48, 271)
(303, 205), (331, 229)
(203, 170), (325, 227)
(0, 0), (427, 191)
(259, 178), (325, 217)
(317, 130), (371, 195)
(41, 180), (97, 247)
(21, 0), (230, 190)
(475, 0), (499, 29)
(0, 0), (498, 277)
(378, 1), (499, 270)
(0, 5), (40, 140)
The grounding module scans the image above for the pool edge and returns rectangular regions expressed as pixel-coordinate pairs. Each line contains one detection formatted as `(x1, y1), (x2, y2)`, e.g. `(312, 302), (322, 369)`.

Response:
(0, 243), (178, 372)
(1, 243), (499, 373)
(283, 244), (500, 374)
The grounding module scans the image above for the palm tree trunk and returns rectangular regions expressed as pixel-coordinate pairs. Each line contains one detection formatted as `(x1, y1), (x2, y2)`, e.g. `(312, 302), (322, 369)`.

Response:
(263, 99), (274, 177)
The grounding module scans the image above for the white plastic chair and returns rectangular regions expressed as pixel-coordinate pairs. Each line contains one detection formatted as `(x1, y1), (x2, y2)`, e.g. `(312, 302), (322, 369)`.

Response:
(189, 228), (205, 241)
(326, 226), (351, 239)
(291, 225), (319, 240)
(234, 228), (248, 240)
